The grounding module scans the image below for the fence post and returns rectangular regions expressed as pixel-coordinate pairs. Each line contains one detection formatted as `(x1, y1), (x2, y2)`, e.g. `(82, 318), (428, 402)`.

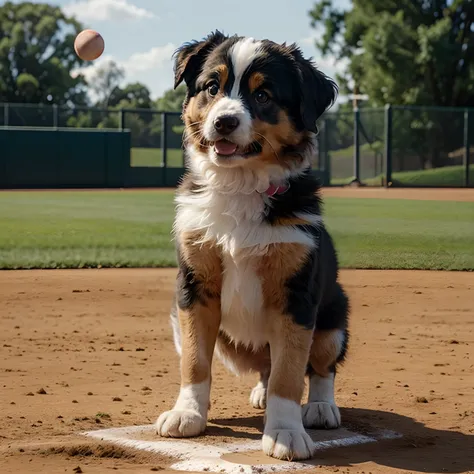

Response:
(4, 103), (9, 127)
(161, 112), (168, 186)
(352, 107), (360, 184)
(53, 104), (58, 129)
(384, 104), (393, 187)
(464, 109), (470, 188)
(321, 118), (331, 185)
(119, 109), (125, 131)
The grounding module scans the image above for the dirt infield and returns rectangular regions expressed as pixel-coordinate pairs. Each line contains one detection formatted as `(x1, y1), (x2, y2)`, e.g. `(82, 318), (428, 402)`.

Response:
(3, 187), (474, 202)
(1, 268), (473, 473)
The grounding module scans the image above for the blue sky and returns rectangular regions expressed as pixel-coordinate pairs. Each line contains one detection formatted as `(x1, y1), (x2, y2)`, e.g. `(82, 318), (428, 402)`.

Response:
(7, 0), (351, 100)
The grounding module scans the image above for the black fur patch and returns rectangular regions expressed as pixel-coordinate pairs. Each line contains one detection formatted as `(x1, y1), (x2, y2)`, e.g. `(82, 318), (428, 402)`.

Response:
(285, 224), (348, 325)
(175, 235), (221, 310)
(263, 167), (323, 225)
(175, 245), (200, 310)
(285, 245), (319, 330)
(316, 283), (350, 331)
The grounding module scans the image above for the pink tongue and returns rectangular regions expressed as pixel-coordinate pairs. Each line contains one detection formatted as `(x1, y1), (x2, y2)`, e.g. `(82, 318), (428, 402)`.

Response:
(214, 140), (238, 156)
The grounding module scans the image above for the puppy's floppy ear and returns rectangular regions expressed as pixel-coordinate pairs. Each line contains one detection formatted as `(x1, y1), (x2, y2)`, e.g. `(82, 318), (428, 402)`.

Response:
(289, 45), (338, 133)
(173, 30), (228, 89)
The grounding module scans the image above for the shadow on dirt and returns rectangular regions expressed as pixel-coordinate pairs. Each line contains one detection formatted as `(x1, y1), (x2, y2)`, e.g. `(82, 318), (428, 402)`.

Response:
(210, 407), (474, 473)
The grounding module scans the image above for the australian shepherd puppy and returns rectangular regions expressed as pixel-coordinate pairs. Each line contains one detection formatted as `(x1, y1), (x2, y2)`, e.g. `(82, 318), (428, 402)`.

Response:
(156, 31), (350, 462)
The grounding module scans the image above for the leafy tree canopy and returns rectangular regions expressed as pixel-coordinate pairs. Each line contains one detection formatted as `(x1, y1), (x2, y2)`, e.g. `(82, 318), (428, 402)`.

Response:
(86, 59), (125, 108)
(0, 1), (88, 104)
(155, 84), (186, 112)
(309, 0), (474, 107)
(108, 82), (153, 109)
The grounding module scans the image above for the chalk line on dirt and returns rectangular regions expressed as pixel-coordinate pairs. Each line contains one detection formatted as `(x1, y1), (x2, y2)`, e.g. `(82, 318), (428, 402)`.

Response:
(81, 424), (402, 473)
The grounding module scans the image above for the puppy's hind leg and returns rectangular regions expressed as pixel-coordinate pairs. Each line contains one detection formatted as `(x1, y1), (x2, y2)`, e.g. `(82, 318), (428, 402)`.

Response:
(214, 332), (271, 410)
(250, 370), (269, 409)
(302, 335), (348, 430)
(302, 284), (349, 430)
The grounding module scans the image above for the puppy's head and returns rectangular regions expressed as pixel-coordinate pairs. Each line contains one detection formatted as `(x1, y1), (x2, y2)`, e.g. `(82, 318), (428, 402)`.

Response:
(174, 31), (337, 171)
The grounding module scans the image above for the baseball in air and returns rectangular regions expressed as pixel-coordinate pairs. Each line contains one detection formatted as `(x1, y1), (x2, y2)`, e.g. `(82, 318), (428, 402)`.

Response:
(74, 29), (105, 61)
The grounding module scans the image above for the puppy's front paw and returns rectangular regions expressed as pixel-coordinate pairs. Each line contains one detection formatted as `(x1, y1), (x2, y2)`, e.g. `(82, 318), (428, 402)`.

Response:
(156, 409), (206, 438)
(262, 429), (315, 461)
(302, 402), (341, 429)
(250, 382), (267, 409)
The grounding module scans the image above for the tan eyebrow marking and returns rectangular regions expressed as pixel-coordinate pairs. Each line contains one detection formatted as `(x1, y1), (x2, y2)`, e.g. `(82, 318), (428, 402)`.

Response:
(249, 72), (266, 92)
(215, 64), (229, 90)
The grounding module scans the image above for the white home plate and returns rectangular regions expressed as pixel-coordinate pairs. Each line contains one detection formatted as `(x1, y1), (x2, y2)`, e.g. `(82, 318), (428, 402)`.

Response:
(81, 423), (402, 473)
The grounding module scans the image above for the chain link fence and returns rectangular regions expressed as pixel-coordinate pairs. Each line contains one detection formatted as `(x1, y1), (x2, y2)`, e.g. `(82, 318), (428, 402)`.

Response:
(358, 108), (385, 185)
(389, 106), (470, 187)
(318, 110), (354, 184)
(319, 105), (472, 187)
(1, 103), (122, 128)
(1, 102), (472, 187)
(123, 110), (184, 168)
(318, 107), (385, 185)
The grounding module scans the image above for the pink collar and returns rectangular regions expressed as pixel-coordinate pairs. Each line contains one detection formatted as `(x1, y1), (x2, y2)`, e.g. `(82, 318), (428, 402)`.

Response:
(264, 183), (290, 197)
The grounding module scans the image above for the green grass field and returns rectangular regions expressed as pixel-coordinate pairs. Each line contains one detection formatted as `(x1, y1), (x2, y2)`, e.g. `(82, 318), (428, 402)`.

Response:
(332, 164), (474, 187)
(0, 190), (473, 271)
(131, 148), (184, 167)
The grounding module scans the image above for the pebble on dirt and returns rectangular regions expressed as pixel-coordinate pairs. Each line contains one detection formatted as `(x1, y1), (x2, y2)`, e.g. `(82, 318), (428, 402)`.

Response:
(416, 396), (429, 403)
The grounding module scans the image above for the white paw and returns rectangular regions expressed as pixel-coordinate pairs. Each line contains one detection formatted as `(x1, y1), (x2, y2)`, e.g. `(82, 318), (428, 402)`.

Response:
(302, 402), (341, 429)
(250, 383), (267, 409)
(262, 429), (315, 461)
(156, 409), (206, 438)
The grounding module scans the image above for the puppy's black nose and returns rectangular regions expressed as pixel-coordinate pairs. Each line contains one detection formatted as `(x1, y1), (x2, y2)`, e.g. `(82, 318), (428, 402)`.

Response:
(214, 115), (239, 135)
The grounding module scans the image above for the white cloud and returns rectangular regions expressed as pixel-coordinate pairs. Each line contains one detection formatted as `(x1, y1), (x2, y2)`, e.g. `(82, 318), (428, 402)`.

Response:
(298, 25), (325, 48)
(299, 34), (318, 47)
(63, 0), (155, 22)
(121, 44), (176, 74)
(73, 43), (177, 101)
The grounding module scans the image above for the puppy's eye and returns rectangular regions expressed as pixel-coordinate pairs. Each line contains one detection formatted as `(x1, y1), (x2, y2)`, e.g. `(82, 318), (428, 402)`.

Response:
(208, 83), (219, 97)
(255, 90), (270, 104)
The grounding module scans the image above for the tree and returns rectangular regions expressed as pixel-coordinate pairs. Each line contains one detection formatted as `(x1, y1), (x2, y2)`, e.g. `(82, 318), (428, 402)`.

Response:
(155, 84), (186, 112)
(0, 1), (88, 104)
(108, 82), (152, 109)
(309, 0), (474, 107)
(87, 59), (125, 108)
(310, 1), (474, 170)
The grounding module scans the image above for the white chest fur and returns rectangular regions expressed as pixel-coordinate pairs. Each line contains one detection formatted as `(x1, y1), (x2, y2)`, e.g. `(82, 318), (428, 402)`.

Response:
(220, 253), (267, 348)
(174, 175), (317, 347)
(175, 188), (315, 257)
